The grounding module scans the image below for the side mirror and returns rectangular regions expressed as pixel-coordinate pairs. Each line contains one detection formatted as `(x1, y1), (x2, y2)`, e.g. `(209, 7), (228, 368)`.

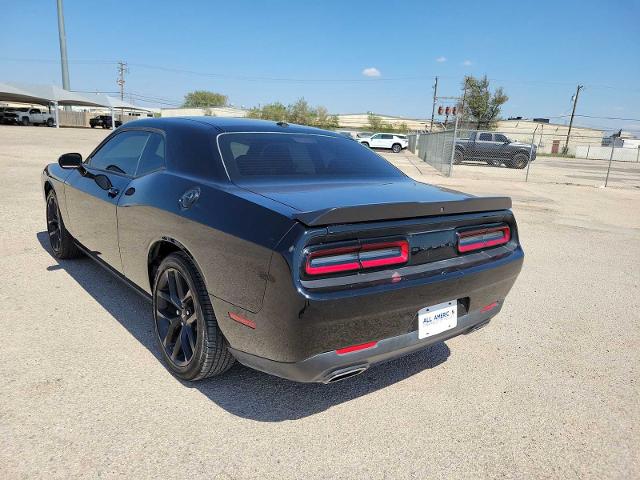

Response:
(58, 153), (83, 169)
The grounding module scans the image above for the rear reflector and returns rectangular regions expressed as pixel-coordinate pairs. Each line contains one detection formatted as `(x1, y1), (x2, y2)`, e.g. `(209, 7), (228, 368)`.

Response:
(305, 240), (409, 276)
(229, 312), (256, 329)
(481, 301), (498, 312)
(336, 341), (378, 355)
(457, 226), (510, 253)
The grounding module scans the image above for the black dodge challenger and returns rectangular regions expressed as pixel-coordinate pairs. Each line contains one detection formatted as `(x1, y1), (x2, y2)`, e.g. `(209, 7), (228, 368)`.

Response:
(42, 117), (523, 383)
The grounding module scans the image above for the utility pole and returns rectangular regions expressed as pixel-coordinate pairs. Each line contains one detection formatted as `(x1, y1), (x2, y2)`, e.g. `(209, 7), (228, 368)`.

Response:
(460, 76), (469, 128)
(56, 0), (70, 91)
(564, 84), (583, 154)
(117, 61), (128, 100)
(430, 76), (438, 132)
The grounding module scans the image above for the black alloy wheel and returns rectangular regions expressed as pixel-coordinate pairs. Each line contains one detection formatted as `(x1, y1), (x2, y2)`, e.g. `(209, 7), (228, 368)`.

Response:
(155, 268), (199, 367)
(46, 193), (62, 254)
(152, 253), (235, 380)
(45, 191), (81, 259)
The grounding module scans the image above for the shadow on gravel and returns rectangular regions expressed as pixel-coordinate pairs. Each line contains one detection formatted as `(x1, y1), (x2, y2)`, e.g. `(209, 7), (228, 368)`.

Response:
(38, 231), (450, 422)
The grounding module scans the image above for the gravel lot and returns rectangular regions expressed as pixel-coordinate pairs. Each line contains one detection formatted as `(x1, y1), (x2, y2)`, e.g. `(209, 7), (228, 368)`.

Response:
(1, 126), (639, 479)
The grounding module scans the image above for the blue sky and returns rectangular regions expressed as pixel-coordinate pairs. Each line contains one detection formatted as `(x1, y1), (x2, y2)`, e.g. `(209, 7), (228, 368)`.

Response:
(1, 0), (639, 132)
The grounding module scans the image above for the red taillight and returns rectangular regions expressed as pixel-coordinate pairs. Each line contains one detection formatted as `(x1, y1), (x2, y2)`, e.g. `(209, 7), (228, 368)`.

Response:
(305, 240), (409, 276)
(336, 341), (378, 355)
(457, 226), (510, 253)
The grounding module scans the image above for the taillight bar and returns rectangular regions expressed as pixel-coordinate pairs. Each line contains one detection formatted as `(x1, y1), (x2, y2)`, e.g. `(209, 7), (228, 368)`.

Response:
(305, 240), (409, 276)
(457, 225), (511, 253)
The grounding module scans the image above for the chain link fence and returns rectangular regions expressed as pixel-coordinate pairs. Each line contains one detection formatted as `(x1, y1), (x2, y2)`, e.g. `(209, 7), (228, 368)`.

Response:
(408, 125), (640, 188)
(407, 130), (456, 176)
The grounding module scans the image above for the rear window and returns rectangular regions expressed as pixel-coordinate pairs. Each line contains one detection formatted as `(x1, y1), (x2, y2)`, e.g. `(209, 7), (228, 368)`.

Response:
(217, 133), (404, 181)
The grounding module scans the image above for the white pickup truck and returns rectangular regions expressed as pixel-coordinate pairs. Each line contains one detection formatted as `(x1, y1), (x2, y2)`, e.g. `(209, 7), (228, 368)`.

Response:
(357, 133), (408, 153)
(11, 107), (56, 126)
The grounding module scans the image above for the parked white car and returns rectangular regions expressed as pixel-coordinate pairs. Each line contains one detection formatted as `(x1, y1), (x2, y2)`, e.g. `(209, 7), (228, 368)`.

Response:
(14, 107), (56, 126)
(358, 133), (408, 153)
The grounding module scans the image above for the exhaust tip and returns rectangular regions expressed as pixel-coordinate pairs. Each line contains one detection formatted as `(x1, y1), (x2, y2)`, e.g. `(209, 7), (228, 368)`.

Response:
(324, 366), (368, 383)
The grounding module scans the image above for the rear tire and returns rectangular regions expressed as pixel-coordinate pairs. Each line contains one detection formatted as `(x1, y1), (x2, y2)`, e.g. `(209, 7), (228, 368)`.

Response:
(46, 190), (82, 259)
(453, 149), (463, 164)
(46, 118), (54, 127)
(392, 143), (401, 153)
(153, 252), (235, 381)
(510, 153), (528, 169)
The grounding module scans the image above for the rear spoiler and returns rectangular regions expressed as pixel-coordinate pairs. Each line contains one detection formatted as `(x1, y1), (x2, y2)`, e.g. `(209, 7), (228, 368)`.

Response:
(294, 196), (512, 226)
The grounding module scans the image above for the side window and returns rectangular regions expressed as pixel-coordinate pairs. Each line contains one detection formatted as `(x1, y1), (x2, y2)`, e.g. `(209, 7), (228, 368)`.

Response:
(89, 130), (150, 176)
(370, 134), (380, 139)
(30, 108), (39, 114)
(381, 134), (393, 139)
(494, 134), (508, 142)
(136, 133), (166, 177)
(478, 133), (492, 141)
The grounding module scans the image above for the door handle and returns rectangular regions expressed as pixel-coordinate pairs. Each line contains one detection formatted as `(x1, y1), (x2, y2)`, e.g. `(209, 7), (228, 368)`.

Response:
(107, 187), (120, 198)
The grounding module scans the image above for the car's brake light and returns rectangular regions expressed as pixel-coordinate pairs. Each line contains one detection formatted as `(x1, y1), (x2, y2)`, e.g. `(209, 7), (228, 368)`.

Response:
(305, 240), (409, 276)
(457, 225), (510, 253)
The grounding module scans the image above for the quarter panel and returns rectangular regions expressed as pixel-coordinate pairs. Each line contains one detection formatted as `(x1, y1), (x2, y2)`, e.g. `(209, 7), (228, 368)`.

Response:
(116, 172), (295, 312)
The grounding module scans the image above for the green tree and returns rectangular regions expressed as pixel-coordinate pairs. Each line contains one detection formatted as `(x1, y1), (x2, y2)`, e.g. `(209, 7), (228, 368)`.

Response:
(182, 90), (228, 108)
(286, 98), (313, 125)
(460, 75), (508, 129)
(247, 102), (288, 121)
(367, 113), (383, 131)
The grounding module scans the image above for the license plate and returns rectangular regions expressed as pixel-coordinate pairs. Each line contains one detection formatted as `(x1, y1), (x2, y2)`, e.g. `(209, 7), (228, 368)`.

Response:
(418, 300), (458, 339)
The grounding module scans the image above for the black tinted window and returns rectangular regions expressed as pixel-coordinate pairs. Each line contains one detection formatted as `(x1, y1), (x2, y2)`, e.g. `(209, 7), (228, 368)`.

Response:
(218, 133), (404, 181)
(494, 134), (508, 142)
(136, 133), (165, 176)
(381, 134), (393, 139)
(89, 131), (150, 176)
(478, 133), (492, 141)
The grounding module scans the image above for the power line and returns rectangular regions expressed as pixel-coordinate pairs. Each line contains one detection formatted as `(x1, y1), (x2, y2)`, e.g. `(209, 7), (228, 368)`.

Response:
(2, 56), (639, 91)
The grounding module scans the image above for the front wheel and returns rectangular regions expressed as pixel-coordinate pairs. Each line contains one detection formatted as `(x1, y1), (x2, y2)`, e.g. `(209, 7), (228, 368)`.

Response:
(510, 153), (529, 169)
(21, 117), (29, 126)
(361, 142), (370, 148)
(153, 252), (235, 381)
(392, 143), (402, 153)
(46, 191), (81, 259)
(453, 149), (463, 164)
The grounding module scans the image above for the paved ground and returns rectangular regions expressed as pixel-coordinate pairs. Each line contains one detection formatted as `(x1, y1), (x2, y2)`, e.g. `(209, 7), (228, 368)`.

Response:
(1, 126), (639, 479)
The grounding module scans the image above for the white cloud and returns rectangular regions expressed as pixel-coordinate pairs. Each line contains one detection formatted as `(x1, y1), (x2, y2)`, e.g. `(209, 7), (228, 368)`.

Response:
(462, 60), (473, 66)
(436, 56), (447, 63)
(362, 67), (381, 77)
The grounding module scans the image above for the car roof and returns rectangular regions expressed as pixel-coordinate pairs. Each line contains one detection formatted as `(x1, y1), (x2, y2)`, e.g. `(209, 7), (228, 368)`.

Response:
(120, 116), (343, 137)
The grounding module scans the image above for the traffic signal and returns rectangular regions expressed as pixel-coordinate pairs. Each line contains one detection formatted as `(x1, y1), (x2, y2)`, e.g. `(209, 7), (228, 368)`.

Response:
(437, 106), (443, 115)
(445, 106), (451, 115)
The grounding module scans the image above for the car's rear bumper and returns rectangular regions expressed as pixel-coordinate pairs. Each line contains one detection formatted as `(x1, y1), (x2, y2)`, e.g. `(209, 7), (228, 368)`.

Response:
(229, 306), (498, 383)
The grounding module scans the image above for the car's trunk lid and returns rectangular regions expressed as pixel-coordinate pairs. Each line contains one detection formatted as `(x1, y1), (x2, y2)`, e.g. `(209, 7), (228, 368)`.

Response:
(240, 180), (511, 226)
